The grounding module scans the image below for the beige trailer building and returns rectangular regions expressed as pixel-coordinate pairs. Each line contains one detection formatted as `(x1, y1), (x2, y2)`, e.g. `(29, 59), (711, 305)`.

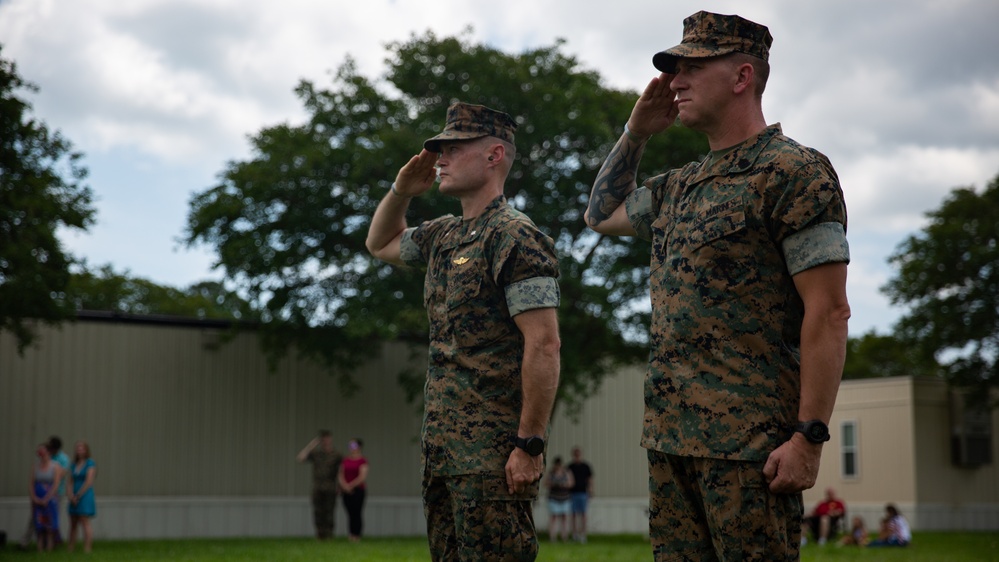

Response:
(1, 313), (997, 539)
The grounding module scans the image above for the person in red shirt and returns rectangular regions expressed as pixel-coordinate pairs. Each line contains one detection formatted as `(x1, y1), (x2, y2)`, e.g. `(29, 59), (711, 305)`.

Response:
(804, 487), (846, 545)
(338, 438), (369, 542)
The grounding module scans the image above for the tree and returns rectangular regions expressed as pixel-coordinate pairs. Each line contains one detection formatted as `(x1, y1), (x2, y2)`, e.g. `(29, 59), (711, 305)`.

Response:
(843, 331), (940, 380)
(883, 171), (999, 405)
(66, 264), (256, 321)
(185, 31), (708, 411)
(0, 45), (95, 352)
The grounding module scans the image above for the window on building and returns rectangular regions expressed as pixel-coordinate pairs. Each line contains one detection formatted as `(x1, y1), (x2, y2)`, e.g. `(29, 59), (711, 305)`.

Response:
(950, 391), (994, 468)
(841, 420), (858, 479)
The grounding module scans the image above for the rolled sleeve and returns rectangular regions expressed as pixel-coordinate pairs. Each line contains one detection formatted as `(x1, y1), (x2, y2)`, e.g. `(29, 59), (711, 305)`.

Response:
(782, 221), (850, 275)
(625, 187), (656, 241)
(399, 227), (423, 266)
(505, 276), (560, 317)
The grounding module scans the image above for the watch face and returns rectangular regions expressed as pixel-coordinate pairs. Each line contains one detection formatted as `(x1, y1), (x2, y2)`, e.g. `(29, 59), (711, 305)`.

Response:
(525, 437), (545, 456)
(804, 421), (830, 442)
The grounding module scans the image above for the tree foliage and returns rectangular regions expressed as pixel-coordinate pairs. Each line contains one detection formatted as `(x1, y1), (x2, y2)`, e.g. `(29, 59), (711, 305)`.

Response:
(883, 171), (999, 404)
(843, 331), (940, 380)
(185, 31), (708, 412)
(0, 45), (95, 352)
(67, 264), (256, 321)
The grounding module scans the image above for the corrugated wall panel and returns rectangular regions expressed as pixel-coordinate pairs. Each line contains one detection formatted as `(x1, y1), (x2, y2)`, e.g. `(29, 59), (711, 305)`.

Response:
(5, 322), (999, 537)
(547, 364), (648, 499)
(0, 319), (425, 500)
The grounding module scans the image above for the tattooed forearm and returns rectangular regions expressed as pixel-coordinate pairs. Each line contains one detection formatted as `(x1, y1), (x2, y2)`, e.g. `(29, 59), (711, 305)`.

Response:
(586, 134), (647, 227)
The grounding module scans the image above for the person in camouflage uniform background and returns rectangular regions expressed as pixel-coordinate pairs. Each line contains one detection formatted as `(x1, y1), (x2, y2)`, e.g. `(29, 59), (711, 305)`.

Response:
(585, 11), (851, 561)
(367, 102), (561, 561)
(296, 430), (342, 540)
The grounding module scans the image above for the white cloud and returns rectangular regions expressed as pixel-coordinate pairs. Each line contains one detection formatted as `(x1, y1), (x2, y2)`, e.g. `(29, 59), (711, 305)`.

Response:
(842, 145), (999, 234)
(2, 0), (998, 336)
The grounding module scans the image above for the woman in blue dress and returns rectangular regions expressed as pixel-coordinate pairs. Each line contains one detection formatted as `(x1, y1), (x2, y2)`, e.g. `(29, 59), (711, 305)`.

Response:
(67, 441), (97, 553)
(30, 443), (65, 552)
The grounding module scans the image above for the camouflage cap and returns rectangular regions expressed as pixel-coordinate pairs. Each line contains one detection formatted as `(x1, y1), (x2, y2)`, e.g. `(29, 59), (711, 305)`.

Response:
(423, 102), (517, 152)
(652, 11), (772, 73)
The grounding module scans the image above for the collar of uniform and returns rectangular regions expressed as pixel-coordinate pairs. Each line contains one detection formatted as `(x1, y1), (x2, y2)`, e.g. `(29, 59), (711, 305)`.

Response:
(690, 124), (783, 185)
(440, 194), (507, 251)
(477, 194), (507, 220)
(461, 194), (507, 239)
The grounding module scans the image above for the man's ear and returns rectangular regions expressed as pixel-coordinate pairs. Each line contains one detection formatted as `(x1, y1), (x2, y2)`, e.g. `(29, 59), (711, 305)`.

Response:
(486, 143), (506, 163)
(733, 62), (754, 94)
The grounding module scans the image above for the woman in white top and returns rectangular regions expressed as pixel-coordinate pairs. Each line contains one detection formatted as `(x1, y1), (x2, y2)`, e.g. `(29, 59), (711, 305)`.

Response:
(869, 504), (911, 547)
(30, 444), (65, 552)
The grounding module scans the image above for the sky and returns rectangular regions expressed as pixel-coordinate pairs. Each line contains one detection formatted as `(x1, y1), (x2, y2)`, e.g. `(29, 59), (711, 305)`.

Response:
(1, 0), (998, 337)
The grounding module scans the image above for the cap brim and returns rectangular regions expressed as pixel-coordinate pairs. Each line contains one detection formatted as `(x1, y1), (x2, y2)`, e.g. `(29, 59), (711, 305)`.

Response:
(423, 131), (488, 152)
(652, 50), (680, 73)
(652, 44), (738, 73)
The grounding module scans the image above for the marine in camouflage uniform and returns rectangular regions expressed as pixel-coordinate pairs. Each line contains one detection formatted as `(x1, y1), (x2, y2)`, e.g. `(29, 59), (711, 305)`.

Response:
(297, 431), (342, 540)
(586, 11), (851, 562)
(367, 102), (561, 561)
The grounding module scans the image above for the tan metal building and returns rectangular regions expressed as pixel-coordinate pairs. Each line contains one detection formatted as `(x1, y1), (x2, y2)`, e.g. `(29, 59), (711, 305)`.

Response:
(2, 314), (997, 539)
(803, 376), (999, 532)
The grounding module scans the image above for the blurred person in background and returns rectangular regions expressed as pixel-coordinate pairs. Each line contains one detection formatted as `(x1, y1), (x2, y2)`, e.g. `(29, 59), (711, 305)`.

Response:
(30, 442), (65, 552)
(47, 436), (72, 545)
(297, 430), (343, 540)
(544, 456), (574, 542)
(67, 441), (97, 553)
(338, 438), (369, 542)
(567, 446), (593, 543)
(869, 504), (911, 547)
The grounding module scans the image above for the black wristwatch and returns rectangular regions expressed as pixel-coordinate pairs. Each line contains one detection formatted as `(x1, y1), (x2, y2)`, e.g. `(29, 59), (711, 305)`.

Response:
(513, 435), (545, 456)
(795, 420), (831, 444)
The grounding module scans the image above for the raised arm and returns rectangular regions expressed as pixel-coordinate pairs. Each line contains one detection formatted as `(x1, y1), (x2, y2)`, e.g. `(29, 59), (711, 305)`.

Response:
(585, 73), (678, 236)
(296, 436), (319, 463)
(366, 149), (438, 265)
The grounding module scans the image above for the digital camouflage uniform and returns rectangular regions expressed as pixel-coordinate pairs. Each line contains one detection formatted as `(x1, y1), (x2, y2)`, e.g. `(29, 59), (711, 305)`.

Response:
(626, 123), (849, 560)
(400, 103), (561, 562)
(308, 448), (342, 539)
(621, 11), (850, 561)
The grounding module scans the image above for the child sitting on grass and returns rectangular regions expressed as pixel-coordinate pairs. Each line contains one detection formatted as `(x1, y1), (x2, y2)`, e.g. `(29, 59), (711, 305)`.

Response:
(838, 516), (869, 546)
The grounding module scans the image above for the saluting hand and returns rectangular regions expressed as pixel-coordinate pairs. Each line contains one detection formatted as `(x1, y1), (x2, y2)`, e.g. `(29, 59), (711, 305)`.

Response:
(627, 73), (679, 139)
(393, 149), (439, 198)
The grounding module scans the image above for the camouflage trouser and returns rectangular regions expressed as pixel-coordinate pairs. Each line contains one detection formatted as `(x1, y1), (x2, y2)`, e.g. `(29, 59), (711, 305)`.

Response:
(423, 471), (539, 562)
(311, 489), (337, 539)
(647, 450), (803, 562)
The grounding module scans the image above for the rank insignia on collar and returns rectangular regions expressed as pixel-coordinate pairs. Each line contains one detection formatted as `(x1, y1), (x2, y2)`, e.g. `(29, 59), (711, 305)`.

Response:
(452, 257), (470, 265)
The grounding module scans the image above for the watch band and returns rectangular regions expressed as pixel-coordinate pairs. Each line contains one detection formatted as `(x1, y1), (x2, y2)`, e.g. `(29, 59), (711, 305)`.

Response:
(795, 420), (830, 443)
(513, 435), (545, 456)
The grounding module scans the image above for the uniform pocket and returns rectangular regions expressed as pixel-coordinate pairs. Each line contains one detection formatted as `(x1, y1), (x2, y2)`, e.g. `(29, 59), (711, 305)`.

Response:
(446, 262), (504, 349)
(688, 209), (760, 307)
(475, 474), (539, 561)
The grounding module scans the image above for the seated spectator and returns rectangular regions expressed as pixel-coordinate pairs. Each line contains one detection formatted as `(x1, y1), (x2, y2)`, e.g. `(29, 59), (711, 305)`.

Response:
(803, 487), (845, 545)
(838, 515), (869, 546)
(869, 504), (911, 547)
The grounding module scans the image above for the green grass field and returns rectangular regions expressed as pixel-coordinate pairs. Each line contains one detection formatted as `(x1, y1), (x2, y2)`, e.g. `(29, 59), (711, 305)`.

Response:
(6, 532), (998, 561)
